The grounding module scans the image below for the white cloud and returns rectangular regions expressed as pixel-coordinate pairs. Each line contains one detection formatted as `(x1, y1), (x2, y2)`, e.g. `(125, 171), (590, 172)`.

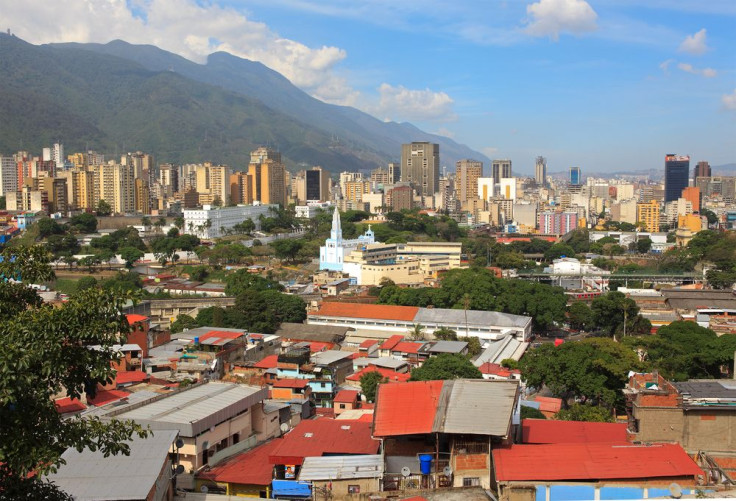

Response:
(375, 84), (455, 122)
(678, 28), (709, 55)
(482, 147), (499, 157)
(1, 0), (356, 104)
(722, 89), (736, 111)
(524, 0), (598, 41)
(434, 127), (456, 139)
(659, 59), (674, 74)
(677, 62), (717, 78)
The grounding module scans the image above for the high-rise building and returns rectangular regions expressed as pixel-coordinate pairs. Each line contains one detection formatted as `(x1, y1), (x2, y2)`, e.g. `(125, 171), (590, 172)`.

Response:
(535, 156), (547, 186)
(305, 166), (330, 202)
(665, 154), (690, 203)
(247, 148), (286, 206)
(95, 163), (135, 214)
(636, 200), (660, 232)
(0, 156), (18, 196)
(569, 166), (582, 186)
(455, 159), (483, 205)
(400, 142), (439, 204)
(52, 143), (64, 171)
(386, 185), (413, 212)
(159, 164), (179, 194)
(135, 178), (151, 214)
(681, 187), (700, 213)
(538, 211), (578, 235)
(492, 159), (512, 182)
(388, 162), (401, 184)
(694, 161), (711, 182)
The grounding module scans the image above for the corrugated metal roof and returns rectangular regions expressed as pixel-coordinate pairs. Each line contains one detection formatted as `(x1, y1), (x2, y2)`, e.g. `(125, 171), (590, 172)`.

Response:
(414, 308), (531, 329)
(425, 340), (467, 354)
(493, 443), (704, 482)
(372, 381), (444, 437)
(522, 419), (628, 444)
(298, 455), (383, 481)
(276, 322), (352, 343)
(474, 337), (528, 366)
(44, 430), (178, 500)
(199, 439), (282, 486)
(312, 350), (352, 366)
(674, 380), (736, 400)
(111, 383), (267, 437)
(441, 380), (518, 436)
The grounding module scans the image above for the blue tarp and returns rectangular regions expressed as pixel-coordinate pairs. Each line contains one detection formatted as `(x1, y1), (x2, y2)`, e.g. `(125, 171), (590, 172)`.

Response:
(272, 480), (311, 498)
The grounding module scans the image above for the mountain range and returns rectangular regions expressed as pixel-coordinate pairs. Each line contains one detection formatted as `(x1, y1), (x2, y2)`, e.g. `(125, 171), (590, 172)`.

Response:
(0, 34), (489, 174)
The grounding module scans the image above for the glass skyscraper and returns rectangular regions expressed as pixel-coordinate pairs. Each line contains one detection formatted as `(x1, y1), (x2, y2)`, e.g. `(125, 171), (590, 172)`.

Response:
(664, 154), (690, 203)
(569, 166), (581, 186)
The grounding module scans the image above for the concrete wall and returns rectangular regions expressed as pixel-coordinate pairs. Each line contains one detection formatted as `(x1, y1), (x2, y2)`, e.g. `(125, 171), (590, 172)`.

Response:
(634, 406), (736, 453)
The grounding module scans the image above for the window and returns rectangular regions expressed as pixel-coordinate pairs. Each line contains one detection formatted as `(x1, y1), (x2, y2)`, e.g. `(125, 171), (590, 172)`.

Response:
(348, 485), (360, 494)
(463, 477), (480, 487)
(339, 404), (346, 409)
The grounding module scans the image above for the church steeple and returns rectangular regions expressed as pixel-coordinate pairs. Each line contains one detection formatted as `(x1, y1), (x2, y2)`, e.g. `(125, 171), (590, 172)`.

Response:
(330, 207), (342, 241)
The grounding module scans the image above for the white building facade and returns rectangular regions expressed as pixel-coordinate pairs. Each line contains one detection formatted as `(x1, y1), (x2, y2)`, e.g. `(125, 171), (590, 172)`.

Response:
(183, 203), (276, 239)
(319, 207), (375, 271)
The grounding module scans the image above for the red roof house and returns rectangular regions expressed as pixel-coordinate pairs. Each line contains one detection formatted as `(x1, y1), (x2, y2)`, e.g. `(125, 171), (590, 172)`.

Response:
(530, 396), (562, 418)
(373, 381), (445, 437)
(310, 303), (419, 322)
(254, 354), (278, 369)
(345, 366), (411, 384)
(198, 438), (282, 489)
(521, 419), (628, 444)
(54, 397), (87, 415)
(379, 335), (405, 352)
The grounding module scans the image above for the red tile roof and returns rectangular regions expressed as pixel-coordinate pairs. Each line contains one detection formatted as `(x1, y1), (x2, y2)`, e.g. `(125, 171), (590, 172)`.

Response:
(392, 341), (424, 354)
(346, 366), (411, 383)
(54, 397), (87, 414)
(373, 381), (444, 437)
(311, 302), (419, 322)
(273, 378), (310, 389)
(522, 419), (628, 444)
(125, 314), (148, 324)
(493, 443), (704, 482)
(359, 339), (379, 349)
(334, 389), (360, 404)
(479, 362), (520, 377)
(309, 342), (330, 353)
(531, 396), (562, 414)
(199, 439), (282, 486)
(379, 335), (404, 351)
(87, 389), (130, 407)
(254, 354), (278, 369)
(199, 330), (243, 342)
(115, 370), (149, 385)
(269, 419), (379, 465)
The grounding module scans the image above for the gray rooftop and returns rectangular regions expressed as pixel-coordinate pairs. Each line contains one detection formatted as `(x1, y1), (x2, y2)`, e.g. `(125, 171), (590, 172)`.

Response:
(276, 322), (353, 343)
(110, 382), (266, 436)
(425, 340), (468, 354)
(414, 308), (531, 330)
(674, 380), (736, 402)
(298, 455), (383, 481)
(354, 356), (408, 371)
(44, 429), (178, 501)
(438, 379), (518, 437)
(312, 349), (353, 366)
(474, 336), (528, 366)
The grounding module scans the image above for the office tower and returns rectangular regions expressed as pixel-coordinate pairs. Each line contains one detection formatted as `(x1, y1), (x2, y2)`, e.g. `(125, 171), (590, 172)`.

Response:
(681, 187), (700, 213)
(42, 148), (52, 162)
(455, 159), (483, 205)
(636, 201), (660, 232)
(135, 178), (151, 214)
(52, 143), (64, 170)
(535, 156), (547, 186)
(400, 142), (440, 204)
(388, 162), (401, 184)
(247, 147), (286, 206)
(492, 159), (512, 182)
(499, 178), (517, 201)
(569, 166), (582, 186)
(159, 164), (179, 194)
(664, 154), (690, 203)
(305, 166), (330, 202)
(230, 172), (253, 205)
(0, 156), (18, 196)
(694, 161), (711, 182)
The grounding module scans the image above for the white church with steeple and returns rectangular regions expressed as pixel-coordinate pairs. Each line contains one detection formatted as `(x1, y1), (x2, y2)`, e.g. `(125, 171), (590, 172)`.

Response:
(319, 207), (375, 271)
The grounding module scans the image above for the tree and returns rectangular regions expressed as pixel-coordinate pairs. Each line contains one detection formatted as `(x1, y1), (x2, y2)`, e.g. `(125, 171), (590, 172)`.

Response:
(0, 246), (147, 496)
(69, 213), (98, 233)
(567, 301), (593, 331)
(544, 243), (576, 261)
(408, 323), (426, 341)
(461, 336), (482, 356)
(410, 353), (482, 381)
(119, 246), (144, 269)
(171, 314), (198, 334)
(591, 291), (639, 338)
(75, 276), (98, 292)
(360, 371), (387, 403)
(636, 238), (652, 254)
(706, 269), (736, 290)
(95, 199), (112, 216)
(433, 327), (458, 341)
(37, 218), (64, 238)
(224, 269), (283, 296)
(555, 403), (614, 422)
(701, 208), (718, 226)
(272, 239), (304, 263)
(520, 406), (546, 420)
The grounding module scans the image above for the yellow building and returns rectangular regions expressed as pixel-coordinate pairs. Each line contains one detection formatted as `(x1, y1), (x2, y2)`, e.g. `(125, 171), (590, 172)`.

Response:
(677, 214), (702, 233)
(343, 180), (372, 204)
(636, 200), (660, 233)
(135, 178), (151, 215)
(455, 159), (482, 205)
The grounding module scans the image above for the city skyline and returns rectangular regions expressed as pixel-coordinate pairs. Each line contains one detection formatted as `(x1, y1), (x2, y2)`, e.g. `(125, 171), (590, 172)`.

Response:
(0, 1), (734, 174)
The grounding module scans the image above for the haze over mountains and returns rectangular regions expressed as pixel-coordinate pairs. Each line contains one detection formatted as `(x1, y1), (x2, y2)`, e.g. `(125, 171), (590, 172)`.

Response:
(0, 33), (489, 174)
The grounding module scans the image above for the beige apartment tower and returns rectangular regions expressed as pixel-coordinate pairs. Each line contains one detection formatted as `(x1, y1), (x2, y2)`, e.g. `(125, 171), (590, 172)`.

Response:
(455, 159), (483, 206)
(247, 148), (286, 207)
(400, 142), (439, 205)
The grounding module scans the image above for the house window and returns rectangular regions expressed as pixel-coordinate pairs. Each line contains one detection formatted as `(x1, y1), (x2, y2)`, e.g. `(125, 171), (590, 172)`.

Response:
(463, 477), (480, 487)
(339, 404), (346, 409)
(348, 485), (360, 494)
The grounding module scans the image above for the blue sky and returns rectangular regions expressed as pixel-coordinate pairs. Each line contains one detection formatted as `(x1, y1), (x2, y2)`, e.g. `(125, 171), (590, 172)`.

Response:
(3, 0), (735, 174)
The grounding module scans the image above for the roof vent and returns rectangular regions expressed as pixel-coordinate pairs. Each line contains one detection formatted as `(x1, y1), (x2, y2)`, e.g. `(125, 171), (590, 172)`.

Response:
(304, 432), (313, 438)
(341, 425), (351, 430)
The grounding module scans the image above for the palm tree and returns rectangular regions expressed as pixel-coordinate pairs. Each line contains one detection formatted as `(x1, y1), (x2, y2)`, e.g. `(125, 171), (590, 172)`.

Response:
(408, 323), (425, 341)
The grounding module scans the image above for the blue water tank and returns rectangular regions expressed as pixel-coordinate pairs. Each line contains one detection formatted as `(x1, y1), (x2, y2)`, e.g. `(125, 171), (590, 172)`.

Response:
(194, 337), (199, 345)
(418, 454), (433, 475)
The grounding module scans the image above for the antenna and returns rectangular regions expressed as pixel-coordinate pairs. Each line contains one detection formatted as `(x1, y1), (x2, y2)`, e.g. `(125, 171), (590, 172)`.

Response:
(669, 483), (682, 499)
(443, 466), (453, 476)
(401, 467), (411, 477)
(280, 422), (290, 434)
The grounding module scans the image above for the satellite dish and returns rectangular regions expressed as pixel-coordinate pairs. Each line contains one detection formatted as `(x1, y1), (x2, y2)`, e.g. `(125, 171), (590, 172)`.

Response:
(200, 486), (209, 493)
(280, 423), (290, 433)
(669, 483), (682, 499)
(175, 438), (184, 448)
(401, 467), (411, 477)
(443, 466), (453, 476)
(175, 464), (185, 475)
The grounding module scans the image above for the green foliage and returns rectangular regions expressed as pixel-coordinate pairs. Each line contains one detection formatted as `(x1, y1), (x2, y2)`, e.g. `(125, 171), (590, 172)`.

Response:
(520, 405), (546, 420)
(171, 314), (198, 334)
(636, 238), (652, 254)
(46, 234), (80, 257)
(272, 238), (304, 262)
(75, 276), (98, 292)
(566, 229), (590, 254)
(360, 371), (386, 403)
(69, 213), (98, 233)
(378, 268), (566, 332)
(623, 321), (735, 381)
(433, 327), (458, 341)
(567, 301), (594, 331)
(224, 268), (283, 296)
(706, 269), (736, 289)
(408, 323), (426, 340)
(519, 338), (644, 408)
(410, 353), (482, 381)
(96, 199), (112, 216)
(462, 336), (482, 357)
(544, 243), (576, 261)
(0, 246), (147, 489)
(100, 271), (143, 293)
(591, 291), (639, 336)
(501, 358), (519, 370)
(37, 218), (65, 239)
(555, 403), (614, 422)
(119, 246), (144, 268)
